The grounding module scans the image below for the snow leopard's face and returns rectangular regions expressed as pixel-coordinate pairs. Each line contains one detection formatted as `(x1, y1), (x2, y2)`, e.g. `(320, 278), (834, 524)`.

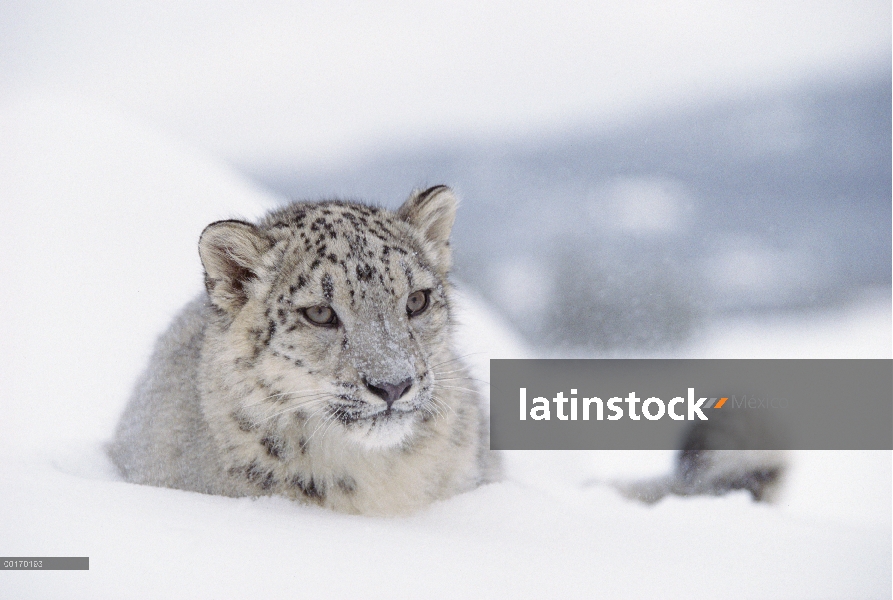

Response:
(199, 187), (458, 449)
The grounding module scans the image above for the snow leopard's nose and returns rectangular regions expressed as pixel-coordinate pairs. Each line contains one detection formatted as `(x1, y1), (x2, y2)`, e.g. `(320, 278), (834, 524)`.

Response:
(364, 378), (413, 408)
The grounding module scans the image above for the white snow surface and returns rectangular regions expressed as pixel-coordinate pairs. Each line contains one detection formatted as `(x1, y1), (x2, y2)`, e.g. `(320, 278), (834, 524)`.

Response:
(1, 94), (890, 599)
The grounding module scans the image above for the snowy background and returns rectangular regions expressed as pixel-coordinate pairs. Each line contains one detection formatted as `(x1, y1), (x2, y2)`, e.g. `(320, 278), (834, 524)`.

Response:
(1, 2), (890, 598)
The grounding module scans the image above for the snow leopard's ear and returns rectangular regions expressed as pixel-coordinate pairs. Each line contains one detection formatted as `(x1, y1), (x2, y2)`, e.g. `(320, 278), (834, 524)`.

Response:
(199, 220), (272, 314)
(398, 185), (457, 272)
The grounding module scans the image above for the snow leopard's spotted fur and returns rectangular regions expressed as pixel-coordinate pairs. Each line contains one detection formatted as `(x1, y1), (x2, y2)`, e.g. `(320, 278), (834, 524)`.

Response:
(109, 186), (499, 515)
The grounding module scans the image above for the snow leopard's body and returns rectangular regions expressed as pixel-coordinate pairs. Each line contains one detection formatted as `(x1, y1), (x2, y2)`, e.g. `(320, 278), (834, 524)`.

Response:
(109, 186), (499, 515)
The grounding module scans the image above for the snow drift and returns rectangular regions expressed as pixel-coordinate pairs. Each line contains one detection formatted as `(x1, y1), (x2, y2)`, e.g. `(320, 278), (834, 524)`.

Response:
(0, 92), (889, 599)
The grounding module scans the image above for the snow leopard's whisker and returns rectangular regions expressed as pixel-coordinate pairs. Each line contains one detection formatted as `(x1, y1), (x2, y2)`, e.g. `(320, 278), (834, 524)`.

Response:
(298, 406), (331, 444)
(428, 352), (486, 371)
(427, 394), (454, 417)
(422, 396), (445, 419)
(429, 399), (449, 419)
(431, 384), (480, 396)
(320, 411), (343, 440)
(254, 395), (330, 419)
(257, 403), (315, 425)
(257, 395), (333, 424)
(244, 389), (329, 408)
(265, 389), (326, 400)
(305, 408), (340, 445)
(311, 413), (334, 441)
(431, 370), (484, 381)
(431, 366), (468, 376)
(434, 375), (490, 385)
(302, 405), (331, 428)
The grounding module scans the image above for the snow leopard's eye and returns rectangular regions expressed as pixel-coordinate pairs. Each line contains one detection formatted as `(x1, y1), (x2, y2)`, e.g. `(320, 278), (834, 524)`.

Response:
(303, 305), (339, 327)
(406, 290), (429, 317)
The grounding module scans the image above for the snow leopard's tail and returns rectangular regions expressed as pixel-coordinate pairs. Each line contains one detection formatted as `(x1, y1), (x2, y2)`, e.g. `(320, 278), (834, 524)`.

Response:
(613, 410), (788, 504)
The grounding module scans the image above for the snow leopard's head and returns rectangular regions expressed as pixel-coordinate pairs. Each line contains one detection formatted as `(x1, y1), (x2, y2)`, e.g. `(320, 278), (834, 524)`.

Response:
(198, 186), (459, 450)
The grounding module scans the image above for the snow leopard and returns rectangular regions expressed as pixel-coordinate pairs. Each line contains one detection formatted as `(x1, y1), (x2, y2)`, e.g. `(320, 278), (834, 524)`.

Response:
(109, 184), (785, 514)
(109, 185), (500, 515)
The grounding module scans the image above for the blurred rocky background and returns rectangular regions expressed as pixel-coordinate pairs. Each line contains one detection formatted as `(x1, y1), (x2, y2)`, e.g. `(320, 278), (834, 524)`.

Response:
(253, 70), (891, 353)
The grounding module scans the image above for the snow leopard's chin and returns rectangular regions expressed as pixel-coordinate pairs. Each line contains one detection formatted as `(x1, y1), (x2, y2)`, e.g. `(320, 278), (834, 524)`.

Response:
(332, 388), (435, 450)
(340, 410), (420, 450)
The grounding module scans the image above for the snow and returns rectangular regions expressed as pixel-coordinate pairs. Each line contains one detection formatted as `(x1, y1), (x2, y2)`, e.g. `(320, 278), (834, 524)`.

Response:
(683, 290), (893, 359)
(0, 93), (890, 598)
